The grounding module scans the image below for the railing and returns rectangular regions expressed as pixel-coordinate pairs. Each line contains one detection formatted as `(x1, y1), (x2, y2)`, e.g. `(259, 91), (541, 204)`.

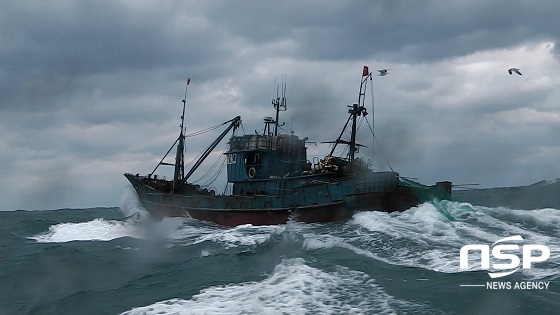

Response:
(229, 135), (305, 153)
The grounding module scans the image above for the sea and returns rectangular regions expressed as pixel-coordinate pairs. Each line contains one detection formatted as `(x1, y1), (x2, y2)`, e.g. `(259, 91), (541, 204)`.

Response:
(1, 183), (559, 315)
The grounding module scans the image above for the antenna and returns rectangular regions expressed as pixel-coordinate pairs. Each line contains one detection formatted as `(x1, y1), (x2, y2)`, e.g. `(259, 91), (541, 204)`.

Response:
(272, 75), (287, 136)
(291, 118), (294, 134)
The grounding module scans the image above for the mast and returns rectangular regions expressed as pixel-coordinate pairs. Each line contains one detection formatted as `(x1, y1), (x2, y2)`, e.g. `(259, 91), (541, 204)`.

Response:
(348, 67), (371, 162)
(272, 77), (287, 136)
(327, 67), (371, 162)
(176, 116), (241, 189)
(173, 78), (190, 190)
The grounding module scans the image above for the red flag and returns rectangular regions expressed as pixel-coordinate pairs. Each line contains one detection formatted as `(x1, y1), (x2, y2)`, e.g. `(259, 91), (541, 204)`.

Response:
(362, 66), (369, 76)
(187, 78), (191, 85)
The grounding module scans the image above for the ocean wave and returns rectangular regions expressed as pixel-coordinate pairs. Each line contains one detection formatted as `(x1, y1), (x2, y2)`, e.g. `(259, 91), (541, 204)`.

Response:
(302, 201), (560, 280)
(120, 258), (438, 315)
(163, 222), (287, 258)
(28, 213), (283, 249)
(191, 224), (285, 248)
(29, 218), (145, 243)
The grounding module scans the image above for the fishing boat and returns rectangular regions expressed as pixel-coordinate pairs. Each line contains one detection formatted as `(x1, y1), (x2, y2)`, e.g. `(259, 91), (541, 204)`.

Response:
(125, 67), (452, 226)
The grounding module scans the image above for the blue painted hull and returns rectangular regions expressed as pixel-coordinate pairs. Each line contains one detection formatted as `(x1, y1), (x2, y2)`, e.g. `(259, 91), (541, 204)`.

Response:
(124, 172), (450, 226)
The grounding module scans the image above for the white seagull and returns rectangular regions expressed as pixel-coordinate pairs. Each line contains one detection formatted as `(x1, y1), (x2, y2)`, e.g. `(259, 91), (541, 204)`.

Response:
(377, 69), (391, 76)
(508, 68), (522, 76)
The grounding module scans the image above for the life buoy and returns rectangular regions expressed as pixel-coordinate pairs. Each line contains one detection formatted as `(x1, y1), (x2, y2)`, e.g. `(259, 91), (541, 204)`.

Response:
(248, 167), (256, 178)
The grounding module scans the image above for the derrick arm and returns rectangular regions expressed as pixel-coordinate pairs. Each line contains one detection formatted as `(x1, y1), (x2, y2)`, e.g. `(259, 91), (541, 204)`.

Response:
(175, 116), (241, 190)
(327, 114), (352, 156)
(150, 136), (180, 176)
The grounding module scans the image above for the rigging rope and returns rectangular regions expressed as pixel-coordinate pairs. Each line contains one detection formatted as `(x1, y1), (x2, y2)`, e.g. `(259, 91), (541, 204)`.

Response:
(191, 146), (228, 187)
(364, 116), (394, 172)
(200, 155), (226, 186)
(184, 121), (230, 138)
(203, 155), (227, 187)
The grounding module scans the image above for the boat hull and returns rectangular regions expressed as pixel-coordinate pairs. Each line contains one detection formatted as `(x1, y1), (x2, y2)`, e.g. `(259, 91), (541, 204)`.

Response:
(124, 173), (448, 227)
(139, 199), (351, 226)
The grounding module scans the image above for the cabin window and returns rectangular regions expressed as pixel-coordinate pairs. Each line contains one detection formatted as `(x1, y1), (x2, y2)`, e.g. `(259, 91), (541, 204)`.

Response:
(227, 154), (237, 164)
(244, 152), (261, 167)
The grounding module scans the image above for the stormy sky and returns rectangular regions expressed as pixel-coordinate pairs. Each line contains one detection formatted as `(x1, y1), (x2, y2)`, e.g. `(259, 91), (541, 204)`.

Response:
(2, 0), (560, 210)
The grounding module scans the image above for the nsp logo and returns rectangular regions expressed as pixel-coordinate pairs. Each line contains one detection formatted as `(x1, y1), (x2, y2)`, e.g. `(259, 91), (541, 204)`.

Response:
(460, 235), (550, 278)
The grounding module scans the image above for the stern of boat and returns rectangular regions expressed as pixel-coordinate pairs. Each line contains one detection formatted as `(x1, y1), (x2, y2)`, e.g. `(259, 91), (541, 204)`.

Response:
(399, 177), (452, 202)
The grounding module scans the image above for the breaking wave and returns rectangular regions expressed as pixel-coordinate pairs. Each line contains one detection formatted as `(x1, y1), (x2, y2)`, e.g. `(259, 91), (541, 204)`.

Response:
(29, 218), (145, 243)
(303, 201), (560, 280)
(120, 258), (438, 315)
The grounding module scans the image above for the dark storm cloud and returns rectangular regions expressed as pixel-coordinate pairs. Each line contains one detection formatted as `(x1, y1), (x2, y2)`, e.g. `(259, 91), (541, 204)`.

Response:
(0, 1), (228, 112)
(203, 0), (560, 62)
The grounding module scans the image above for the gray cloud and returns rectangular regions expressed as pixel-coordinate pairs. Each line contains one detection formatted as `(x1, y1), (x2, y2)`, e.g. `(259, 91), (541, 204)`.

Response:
(1, 1), (560, 210)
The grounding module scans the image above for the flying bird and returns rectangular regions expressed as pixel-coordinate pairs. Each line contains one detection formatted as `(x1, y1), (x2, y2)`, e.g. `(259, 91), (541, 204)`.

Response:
(377, 69), (391, 76)
(508, 68), (522, 76)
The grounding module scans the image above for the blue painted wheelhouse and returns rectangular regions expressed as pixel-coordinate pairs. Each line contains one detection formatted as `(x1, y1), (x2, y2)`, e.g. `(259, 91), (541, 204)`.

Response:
(226, 133), (309, 194)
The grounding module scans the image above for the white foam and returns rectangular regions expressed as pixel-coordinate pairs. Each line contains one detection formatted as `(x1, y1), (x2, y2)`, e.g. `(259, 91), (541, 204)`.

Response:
(163, 223), (286, 257)
(192, 224), (285, 248)
(117, 189), (286, 251)
(30, 189), (188, 243)
(302, 234), (400, 267)
(121, 258), (430, 315)
(30, 209), (282, 247)
(30, 218), (143, 243)
(338, 201), (560, 279)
